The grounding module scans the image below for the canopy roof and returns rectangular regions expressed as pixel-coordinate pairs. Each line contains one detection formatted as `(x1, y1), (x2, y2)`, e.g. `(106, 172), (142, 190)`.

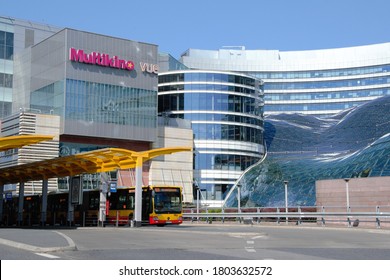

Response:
(0, 135), (54, 151)
(0, 147), (192, 184)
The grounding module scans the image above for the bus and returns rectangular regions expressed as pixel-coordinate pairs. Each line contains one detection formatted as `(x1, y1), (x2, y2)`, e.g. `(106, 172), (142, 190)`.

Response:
(1, 185), (183, 227)
(106, 185), (183, 226)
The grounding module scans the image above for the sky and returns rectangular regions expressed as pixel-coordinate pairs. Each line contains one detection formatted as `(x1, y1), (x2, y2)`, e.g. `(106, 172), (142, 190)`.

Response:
(2, 0), (390, 58)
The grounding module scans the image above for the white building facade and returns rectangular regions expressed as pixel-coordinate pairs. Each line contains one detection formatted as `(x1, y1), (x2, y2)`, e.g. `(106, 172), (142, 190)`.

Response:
(181, 44), (390, 116)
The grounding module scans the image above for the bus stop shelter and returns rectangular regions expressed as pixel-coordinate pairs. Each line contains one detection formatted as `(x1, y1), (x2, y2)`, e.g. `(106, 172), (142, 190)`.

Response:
(0, 135), (191, 227)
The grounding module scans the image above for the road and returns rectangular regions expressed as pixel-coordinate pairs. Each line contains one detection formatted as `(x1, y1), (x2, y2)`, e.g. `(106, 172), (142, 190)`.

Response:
(1, 223), (390, 260)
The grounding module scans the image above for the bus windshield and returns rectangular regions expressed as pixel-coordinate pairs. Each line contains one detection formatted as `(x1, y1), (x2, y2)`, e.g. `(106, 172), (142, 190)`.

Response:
(153, 188), (182, 214)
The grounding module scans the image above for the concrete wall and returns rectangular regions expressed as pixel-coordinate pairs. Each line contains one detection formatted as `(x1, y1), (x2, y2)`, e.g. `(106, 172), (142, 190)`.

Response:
(149, 125), (194, 203)
(316, 177), (390, 228)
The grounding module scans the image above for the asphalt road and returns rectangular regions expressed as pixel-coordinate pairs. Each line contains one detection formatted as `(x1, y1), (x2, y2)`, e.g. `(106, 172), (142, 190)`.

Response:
(1, 222), (390, 260)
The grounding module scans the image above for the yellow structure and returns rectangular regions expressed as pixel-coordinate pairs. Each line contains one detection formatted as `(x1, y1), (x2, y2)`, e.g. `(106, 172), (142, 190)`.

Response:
(0, 138), (192, 227)
(0, 146), (192, 185)
(0, 134), (54, 152)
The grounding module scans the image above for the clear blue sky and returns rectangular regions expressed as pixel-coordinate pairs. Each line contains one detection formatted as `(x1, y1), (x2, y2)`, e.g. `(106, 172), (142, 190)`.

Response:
(2, 0), (390, 58)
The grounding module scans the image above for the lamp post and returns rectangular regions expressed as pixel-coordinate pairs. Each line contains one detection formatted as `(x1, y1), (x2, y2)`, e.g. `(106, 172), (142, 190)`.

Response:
(237, 184), (241, 213)
(344, 178), (350, 212)
(284, 180), (289, 224)
(237, 184), (242, 223)
(193, 180), (200, 221)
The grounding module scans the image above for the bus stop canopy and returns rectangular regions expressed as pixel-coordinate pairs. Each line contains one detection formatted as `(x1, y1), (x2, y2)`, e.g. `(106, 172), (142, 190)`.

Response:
(0, 146), (192, 185)
(0, 135), (54, 152)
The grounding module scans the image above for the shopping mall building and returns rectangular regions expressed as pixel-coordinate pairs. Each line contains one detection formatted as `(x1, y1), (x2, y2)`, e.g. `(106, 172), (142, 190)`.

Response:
(1, 15), (390, 206)
(0, 16), (193, 201)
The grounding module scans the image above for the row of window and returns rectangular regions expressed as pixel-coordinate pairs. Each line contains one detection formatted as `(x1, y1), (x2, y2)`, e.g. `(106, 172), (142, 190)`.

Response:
(0, 73), (12, 88)
(191, 123), (263, 144)
(159, 84), (259, 94)
(158, 93), (262, 115)
(264, 76), (390, 90)
(171, 113), (263, 127)
(159, 72), (258, 87)
(65, 80), (156, 127)
(249, 64), (390, 80)
(0, 31), (14, 60)
(30, 79), (157, 127)
(265, 102), (363, 112)
(265, 88), (390, 101)
(195, 153), (260, 171)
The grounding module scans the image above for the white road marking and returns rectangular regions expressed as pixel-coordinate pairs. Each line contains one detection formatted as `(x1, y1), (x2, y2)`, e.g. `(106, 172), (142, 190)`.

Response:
(35, 253), (60, 259)
(251, 235), (268, 239)
(245, 247), (256, 253)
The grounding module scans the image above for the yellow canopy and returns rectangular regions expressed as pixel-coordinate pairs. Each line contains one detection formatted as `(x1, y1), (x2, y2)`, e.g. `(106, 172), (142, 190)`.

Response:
(0, 135), (54, 151)
(0, 146), (192, 184)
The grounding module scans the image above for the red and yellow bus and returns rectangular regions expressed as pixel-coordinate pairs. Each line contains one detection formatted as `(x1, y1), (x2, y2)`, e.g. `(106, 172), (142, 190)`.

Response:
(2, 185), (183, 227)
(106, 185), (183, 226)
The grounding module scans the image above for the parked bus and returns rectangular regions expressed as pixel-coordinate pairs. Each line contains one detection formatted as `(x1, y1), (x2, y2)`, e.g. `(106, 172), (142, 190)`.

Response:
(107, 185), (183, 226)
(1, 185), (183, 227)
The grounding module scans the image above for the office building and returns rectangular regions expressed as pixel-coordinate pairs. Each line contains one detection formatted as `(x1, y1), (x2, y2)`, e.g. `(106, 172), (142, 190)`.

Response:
(158, 70), (264, 203)
(181, 44), (390, 116)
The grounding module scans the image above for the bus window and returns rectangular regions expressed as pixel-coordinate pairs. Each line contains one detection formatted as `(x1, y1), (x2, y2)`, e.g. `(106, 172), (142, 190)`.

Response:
(154, 189), (181, 214)
(127, 195), (135, 210)
(118, 195), (127, 209)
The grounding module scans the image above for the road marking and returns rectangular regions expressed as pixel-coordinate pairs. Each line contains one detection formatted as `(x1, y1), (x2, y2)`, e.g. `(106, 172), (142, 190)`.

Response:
(251, 235), (268, 239)
(247, 240), (255, 244)
(35, 253), (60, 259)
(245, 247), (256, 253)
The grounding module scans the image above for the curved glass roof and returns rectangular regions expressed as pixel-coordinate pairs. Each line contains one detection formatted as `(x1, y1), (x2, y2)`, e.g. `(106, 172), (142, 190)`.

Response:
(224, 95), (390, 207)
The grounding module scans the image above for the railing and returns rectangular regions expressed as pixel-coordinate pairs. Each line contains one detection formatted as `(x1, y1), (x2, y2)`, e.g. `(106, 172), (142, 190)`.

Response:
(183, 206), (390, 229)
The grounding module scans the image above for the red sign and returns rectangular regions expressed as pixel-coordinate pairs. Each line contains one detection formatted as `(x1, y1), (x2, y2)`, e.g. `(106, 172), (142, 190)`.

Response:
(106, 200), (110, 215)
(69, 48), (134, 71)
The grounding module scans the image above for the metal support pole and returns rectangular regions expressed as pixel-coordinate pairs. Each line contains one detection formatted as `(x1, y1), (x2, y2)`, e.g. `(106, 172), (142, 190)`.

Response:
(344, 178), (350, 211)
(196, 187), (200, 222)
(41, 179), (48, 226)
(284, 181), (288, 224)
(0, 184), (3, 225)
(344, 178), (351, 227)
(134, 156), (143, 227)
(67, 181), (74, 226)
(376, 206), (381, 229)
(297, 206), (302, 225)
(321, 206), (326, 226)
(17, 182), (25, 226)
(237, 184), (241, 223)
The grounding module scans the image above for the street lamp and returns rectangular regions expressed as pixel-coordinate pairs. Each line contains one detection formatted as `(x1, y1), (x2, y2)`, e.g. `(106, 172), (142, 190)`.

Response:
(237, 184), (242, 223)
(284, 180), (289, 224)
(344, 178), (350, 212)
(237, 184), (241, 213)
(193, 180), (200, 221)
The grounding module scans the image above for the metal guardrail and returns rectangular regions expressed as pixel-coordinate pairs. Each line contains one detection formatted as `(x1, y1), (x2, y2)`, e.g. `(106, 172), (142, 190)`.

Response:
(183, 207), (390, 229)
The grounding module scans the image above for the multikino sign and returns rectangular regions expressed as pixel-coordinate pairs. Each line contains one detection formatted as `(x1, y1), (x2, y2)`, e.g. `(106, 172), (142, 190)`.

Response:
(69, 48), (135, 71)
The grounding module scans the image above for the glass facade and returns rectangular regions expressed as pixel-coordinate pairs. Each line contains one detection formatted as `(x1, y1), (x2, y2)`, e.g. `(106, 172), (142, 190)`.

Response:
(0, 16), (60, 119)
(224, 95), (390, 207)
(12, 27), (158, 193)
(181, 44), (390, 116)
(159, 70), (264, 201)
(14, 28), (159, 142)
